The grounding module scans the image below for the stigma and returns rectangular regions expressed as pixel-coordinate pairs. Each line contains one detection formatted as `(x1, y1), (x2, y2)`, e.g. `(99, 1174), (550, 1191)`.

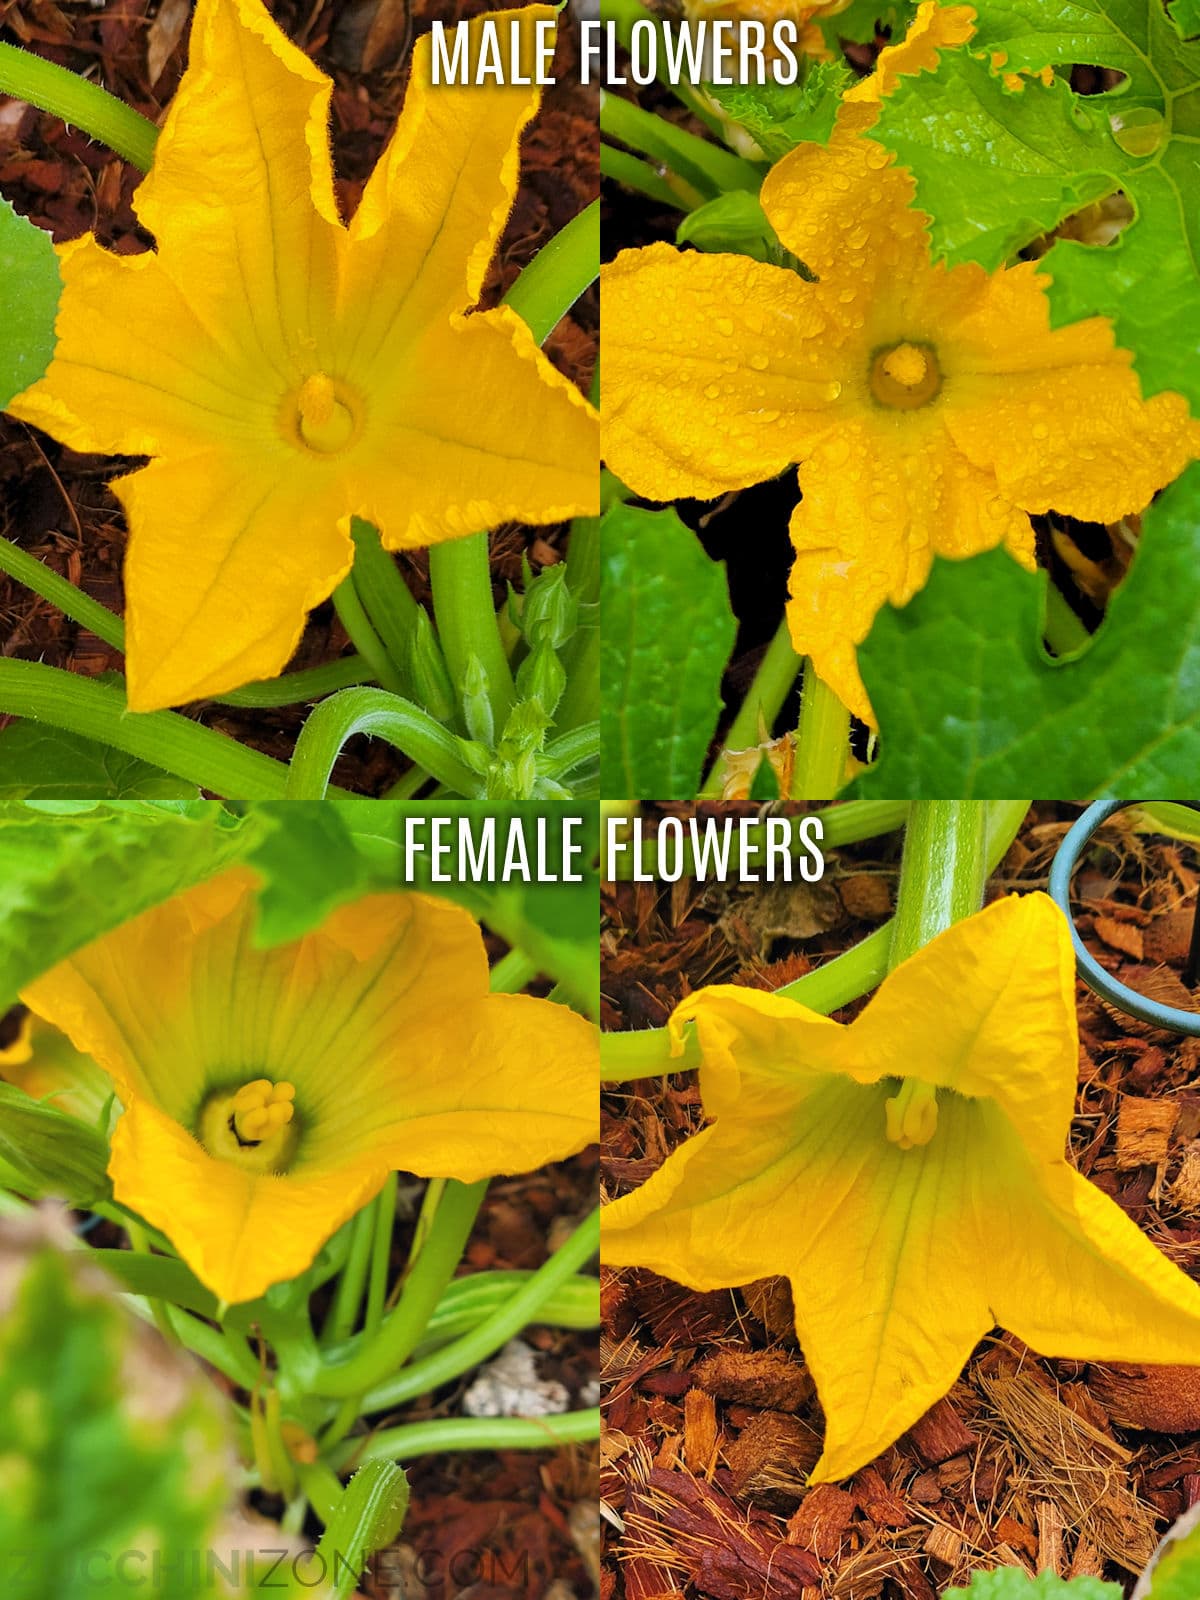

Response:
(870, 341), (942, 410)
(295, 373), (356, 453)
(884, 1079), (939, 1150)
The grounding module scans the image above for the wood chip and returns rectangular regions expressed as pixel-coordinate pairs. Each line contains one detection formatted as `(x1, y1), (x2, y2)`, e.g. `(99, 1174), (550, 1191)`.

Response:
(838, 873), (893, 921)
(1170, 1139), (1200, 1212)
(1116, 1095), (1179, 1198)
(1090, 1364), (1200, 1433)
(693, 1348), (812, 1411)
(682, 1388), (718, 1476)
(1036, 1499), (1066, 1576)
(924, 1524), (963, 1566)
(1094, 915), (1145, 960)
(907, 1396), (980, 1466)
(786, 1483), (856, 1559)
(726, 1412), (820, 1505)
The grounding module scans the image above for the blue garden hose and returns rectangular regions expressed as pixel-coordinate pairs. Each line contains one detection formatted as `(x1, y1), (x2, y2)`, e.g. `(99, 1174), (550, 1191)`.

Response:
(1048, 799), (1200, 1037)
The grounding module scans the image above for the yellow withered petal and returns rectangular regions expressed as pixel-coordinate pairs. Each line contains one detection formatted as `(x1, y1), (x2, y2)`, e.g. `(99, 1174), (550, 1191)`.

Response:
(605, 892), (1200, 1481)
(360, 306), (600, 548)
(786, 416), (1033, 723)
(344, 6), (553, 365)
(601, 243), (841, 501)
(22, 871), (596, 1303)
(118, 453), (354, 711)
(845, 0), (977, 104)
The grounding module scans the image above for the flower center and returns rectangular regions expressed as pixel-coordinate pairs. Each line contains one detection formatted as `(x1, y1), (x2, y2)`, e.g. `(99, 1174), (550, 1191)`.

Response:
(198, 1078), (300, 1173)
(869, 341), (942, 410)
(884, 1079), (938, 1150)
(293, 373), (357, 454)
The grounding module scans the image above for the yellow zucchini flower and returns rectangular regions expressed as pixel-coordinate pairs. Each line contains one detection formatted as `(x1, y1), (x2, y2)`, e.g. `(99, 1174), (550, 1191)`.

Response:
(0, 1013), (112, 1126)
(19, 871), (597, 1306)
(7, 0), (598, 711)
(604, 893), (1200, 1482)
(602, 3), (1197, 722)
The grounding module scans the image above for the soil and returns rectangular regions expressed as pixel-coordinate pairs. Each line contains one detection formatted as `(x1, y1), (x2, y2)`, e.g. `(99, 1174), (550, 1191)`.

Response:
(600, 802), (1200, 1597)
(0, 0), (598, 795)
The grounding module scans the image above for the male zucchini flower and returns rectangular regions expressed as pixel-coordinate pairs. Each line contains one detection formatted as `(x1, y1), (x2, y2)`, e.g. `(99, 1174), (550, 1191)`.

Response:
(604, 894), (1200, 1483)
(19, 871), (597, 1305)
(7, 0), (598, 711)
(602, 3), (1198, 722)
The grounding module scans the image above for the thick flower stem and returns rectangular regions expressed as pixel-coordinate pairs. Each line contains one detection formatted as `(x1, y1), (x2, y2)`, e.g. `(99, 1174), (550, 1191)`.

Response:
(599, 89), (761, 200)
(601, 802), (1030, 1080)
(792, 663), (850, 798)
(349, 518), (422, 684)
(489, 948), (540, 994)
(0, 659), (302, 797)
(0, 41), (159, 171)
(356, 1207), (599, 1414)
(293, 1180), (488, 1402)
(700, 618), (803, 797)
(888, 801), (988, 971)
(429, 535), (516, 732)
(366, 1173), (398, 1333)
(601, 144), (692, 210)
(329, 1409), (600, 1471)
(284, 687), (485, 799)
(322, 1205), (376, 1346)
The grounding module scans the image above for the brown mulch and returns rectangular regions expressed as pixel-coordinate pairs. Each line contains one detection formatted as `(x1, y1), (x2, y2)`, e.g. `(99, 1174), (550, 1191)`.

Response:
(0, 0), (598, 794)
(600, 802), (1200, 1597)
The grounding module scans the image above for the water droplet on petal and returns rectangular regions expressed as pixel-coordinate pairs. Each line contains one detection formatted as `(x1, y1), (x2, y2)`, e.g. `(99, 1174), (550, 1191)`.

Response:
(749, 352), (769, 371)
(715, 316), (735, 336)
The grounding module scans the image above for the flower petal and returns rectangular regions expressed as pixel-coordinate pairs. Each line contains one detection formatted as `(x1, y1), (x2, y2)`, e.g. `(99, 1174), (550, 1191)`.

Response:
(8, 240), (276, 457)
(326, 993), (598, 1180)
(992, 1154), (1200, 1365)
(0, 1016), (114, 1126)
(786, 415), (1033, 723)
(601, 242), (841, 500)
(117, 452), (353, 709)
(133, 0), (343, 377)
(360, 306), (599, 546)
(342, 5), (553, 365)
(110, 1096), (385, 1304)
(941, 266), (1200, 520)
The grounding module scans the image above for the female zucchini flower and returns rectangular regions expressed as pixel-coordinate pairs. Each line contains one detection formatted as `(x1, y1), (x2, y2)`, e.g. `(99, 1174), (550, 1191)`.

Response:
(604, 894), (1200, 1483)
(7, 0), (598, 711)
(19, 871), (597, 1306)
(602, 3), (1198, 722)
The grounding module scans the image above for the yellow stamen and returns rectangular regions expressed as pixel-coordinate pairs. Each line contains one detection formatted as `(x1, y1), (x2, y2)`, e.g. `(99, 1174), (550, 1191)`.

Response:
(198, 1077), (301, 1174)
(231, 1078), (297, 1145)
(869, 341), (942, 410)
(884, 1079), (939, 1150)
(295, 373), (355, 453)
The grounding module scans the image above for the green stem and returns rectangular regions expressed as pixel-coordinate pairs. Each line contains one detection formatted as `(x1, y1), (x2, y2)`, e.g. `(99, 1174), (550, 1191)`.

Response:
(357, 1208), (598, 1414)
(792, 662), (850, 799)
(429, 536), (515, 729)
(556, 515), (600, 735)
(0, 41), (159, 171)
(599, 90), (761, 198)
(324, 1206), (376, 1345)
(489, 948), (540, 993)
(330, 1409), (599, 1472)
(504, 199), (600, 345)
(888, 801), (987, 971)
(284, 687), (484, 799)
(0, 659), (301, 798)
(349, 519), (421, 683)
(601, 143), (696, 210)
(219, 658), (371, 709)
(332, 579), (406, 698)
(601, 801), (1029, 1080)
(541, 724), (600, 782)
(366, 1174), (398, 1334)
(1043, 582), (1092, 658)
(411, 1273), (599, 1358)
(700, 618), (801, 797)
(295, 1180), (488, 1401)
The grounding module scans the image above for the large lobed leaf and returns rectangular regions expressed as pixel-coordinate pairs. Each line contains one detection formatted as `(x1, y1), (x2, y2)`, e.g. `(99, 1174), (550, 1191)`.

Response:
(0, 196), (59, 409)
(868, 0), (1200, 407)
(600, 502), (736, 798)
(852, 462), (1200, 796)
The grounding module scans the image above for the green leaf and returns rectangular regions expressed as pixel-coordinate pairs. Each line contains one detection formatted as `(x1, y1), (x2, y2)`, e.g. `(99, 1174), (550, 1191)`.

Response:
(1170, 0), (1200, 38)
(0, 800), (252, 1008)
(0, 1220), (230, 1600)
(817, 0), (915, 44)
(0, 196), (60, 409)
(1145, 1506), (1200, 1599)
(852, 462), (1200, 797)
(0, 722), (196, 800)
(704, 57), (850, 158)
(677, 191), (776, 261)
(868, 0), (1200, 405)
(944, 1569), (1120, 1599)
(600, 503), (736, 797)
(242, 802), (368, 945)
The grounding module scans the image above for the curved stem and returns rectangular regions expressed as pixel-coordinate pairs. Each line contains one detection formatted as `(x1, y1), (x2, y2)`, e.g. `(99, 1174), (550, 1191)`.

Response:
(332, 579), (406, 698)
(284, 687), (484, 799)
(0, 41), (159, 171)
(219, 657), (371, 709)
(330, 1409), (599, 1472)
(700, 618), (802, 797)
(357, 1208), (598, 1414)
(0, 659), (297, 798)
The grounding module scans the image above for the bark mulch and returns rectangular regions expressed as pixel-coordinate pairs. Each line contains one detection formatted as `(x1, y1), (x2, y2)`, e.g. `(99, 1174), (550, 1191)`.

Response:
(0, 0), (598, 794)
(601, 801), (1200, 1598)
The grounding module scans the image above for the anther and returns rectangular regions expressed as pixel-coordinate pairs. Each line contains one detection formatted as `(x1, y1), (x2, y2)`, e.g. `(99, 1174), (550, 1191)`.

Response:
(230, 1078), (296, 1147)
(296, 373), (355, 452)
